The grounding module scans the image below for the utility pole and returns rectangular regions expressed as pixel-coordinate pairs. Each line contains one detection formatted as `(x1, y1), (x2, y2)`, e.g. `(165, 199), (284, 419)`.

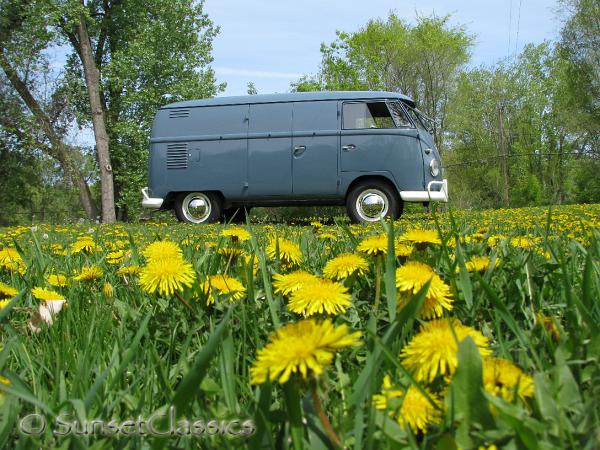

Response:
(498, 103), (510, 206)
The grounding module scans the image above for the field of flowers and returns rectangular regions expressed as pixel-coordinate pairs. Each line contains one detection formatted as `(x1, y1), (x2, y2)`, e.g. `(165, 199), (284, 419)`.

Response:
(0, 204), (599, 449)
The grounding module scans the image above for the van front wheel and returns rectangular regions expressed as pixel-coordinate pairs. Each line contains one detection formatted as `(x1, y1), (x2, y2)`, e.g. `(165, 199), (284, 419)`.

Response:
(175, 192), (222, 224)
(346, 181), (401, 223)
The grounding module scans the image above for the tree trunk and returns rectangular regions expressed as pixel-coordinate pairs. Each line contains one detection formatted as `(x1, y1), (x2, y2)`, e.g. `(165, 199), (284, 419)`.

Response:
(76, 13), (116, 223)
(0, 49), (99, 220)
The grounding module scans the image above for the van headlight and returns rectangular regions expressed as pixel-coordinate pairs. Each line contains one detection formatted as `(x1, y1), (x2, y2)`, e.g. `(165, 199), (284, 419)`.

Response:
(430, 159), (440, 177)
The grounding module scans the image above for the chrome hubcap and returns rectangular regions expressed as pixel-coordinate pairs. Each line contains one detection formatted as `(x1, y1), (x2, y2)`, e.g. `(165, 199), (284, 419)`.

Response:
(356, 189), (389, 222)
(182, 193), (211, 223)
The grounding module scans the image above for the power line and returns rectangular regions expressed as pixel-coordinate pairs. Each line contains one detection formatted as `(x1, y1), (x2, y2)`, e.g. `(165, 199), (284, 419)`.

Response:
(515, 0), (523, 57)
(443, 151), (594, 169)
(507, 0), (513, 59)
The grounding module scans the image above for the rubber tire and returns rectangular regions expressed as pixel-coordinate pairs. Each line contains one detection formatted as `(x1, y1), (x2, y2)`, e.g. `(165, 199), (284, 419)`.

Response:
(174, 192), (222, 224)
(222, 207), (251, 224)
(346, 180), (402, 223)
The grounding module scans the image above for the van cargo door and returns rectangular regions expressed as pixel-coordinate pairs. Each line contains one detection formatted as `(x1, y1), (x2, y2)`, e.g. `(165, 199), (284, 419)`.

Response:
(247, 103), (293, 197)
(292, 101), (339, 197)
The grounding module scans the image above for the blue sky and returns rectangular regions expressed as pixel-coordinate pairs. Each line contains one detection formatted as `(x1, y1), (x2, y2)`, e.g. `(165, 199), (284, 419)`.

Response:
(204, 0), (561, 96)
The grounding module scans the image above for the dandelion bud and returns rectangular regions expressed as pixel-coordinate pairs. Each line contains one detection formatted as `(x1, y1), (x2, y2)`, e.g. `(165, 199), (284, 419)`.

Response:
(102, 282), (114, 298)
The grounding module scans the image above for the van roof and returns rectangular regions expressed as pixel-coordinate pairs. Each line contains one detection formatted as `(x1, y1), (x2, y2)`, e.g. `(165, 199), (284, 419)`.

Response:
(162, 91), (415, 109)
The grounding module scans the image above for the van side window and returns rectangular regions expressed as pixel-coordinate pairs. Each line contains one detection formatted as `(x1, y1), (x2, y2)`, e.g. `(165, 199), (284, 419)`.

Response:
(343, 102), (396, 129)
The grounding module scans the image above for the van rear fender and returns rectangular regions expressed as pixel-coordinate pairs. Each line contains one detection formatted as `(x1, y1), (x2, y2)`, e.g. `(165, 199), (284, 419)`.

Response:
(164, 191), (226, 210)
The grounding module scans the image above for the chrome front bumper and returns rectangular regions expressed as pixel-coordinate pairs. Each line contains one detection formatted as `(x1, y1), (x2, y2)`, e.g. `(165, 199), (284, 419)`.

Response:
(400, 179), (448, 202)
(141, 187), (164, 210)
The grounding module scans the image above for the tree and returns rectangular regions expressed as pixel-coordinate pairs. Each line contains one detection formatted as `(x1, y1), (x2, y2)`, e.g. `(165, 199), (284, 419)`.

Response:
(247, 81), (258, 95)
(445, 43), (586, 208)
(0, 0), (99, 219)
(1, 0), (223, 223)
(59, 0), (223, 220)
(292, 13), (473, 151)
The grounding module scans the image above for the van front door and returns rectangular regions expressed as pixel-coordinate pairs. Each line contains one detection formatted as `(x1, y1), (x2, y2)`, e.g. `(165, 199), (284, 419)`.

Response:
(291, 101), (339, 197)
(247, 103), (293, 197)
(340, 101), (425, 191)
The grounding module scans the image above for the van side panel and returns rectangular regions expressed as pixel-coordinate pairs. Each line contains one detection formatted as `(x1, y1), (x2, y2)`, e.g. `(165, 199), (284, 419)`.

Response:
(247, 103), (293, 197)
(150, 105), (249, 199)
(291, 101), (340, 197)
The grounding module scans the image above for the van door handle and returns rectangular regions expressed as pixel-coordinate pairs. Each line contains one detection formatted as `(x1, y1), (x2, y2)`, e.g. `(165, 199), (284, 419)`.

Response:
(342, 144), (356, 151)
(293, 145), (306, 157)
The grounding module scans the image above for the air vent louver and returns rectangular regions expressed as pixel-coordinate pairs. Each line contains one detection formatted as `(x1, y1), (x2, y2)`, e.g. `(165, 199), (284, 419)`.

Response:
(167, 143), (188, 169)
(168, 109), (190, 119)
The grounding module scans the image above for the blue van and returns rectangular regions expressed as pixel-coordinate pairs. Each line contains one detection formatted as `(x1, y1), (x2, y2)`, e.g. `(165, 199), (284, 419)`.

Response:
(141, 91), (448, 223)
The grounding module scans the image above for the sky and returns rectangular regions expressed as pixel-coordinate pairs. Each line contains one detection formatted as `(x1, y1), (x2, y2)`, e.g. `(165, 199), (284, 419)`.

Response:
(203, 0), (561, 96)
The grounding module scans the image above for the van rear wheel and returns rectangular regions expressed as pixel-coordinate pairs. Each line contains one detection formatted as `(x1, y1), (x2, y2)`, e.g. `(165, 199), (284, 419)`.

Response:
(175, 192), (222, 224)
(346, 181), (401, 223)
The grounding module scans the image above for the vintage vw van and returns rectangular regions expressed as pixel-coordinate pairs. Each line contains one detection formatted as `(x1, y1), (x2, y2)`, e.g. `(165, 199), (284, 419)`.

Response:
(141, 91), (448, 223)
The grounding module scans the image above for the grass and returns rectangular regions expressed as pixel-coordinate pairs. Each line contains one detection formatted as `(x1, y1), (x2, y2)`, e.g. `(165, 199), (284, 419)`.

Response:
(0, 203), (599, 449)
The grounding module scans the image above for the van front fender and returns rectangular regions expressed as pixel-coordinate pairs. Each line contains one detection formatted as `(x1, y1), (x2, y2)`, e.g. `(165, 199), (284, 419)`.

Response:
(341, 171), (401, 197)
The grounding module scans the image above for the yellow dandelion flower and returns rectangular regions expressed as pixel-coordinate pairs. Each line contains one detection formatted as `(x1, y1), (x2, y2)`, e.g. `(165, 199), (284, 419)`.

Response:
(242, 254), (259, 277)
(0, 248), (26, 274)
(399, 229), (441, 246)
(71, 237), (101, 255)
(317, 232), (337, 240)
(31, 287), (65, 301)
(373, 375), (403, 411)
(0, 282), (18, 299)
(266, 238), (303, 266)
(323, 253), (369, 280)
(397, 385), (442, 434)
(464, 255), (492, 273)
(107, 250), (126, 265)
(396, 261), (453, 319)
(139, 257), (196, 296)
(487, 235), (506, 248)
(273, 270), (318, 295)
(218, 247), (245, 258)
(394, 242), (414, 258)
(400, 319), (491, 382)
(510, 236), (534, 249)
(288, 278), (352, 316)
(250, 319), (361, 384)
(373, 376), (442, 433)
(73, 265), (103, 282)
(483, 357), (534, 401)
(117, 265), (141, 277)
(201, 274), (246, 304)
(0, 299), (11, 309)
(46, 274), (68, 288)
(221, 226), (251, 242)
(357, 235), (388, 256)
(142, 241), (183, 262)
(51, 244), (67, 256)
